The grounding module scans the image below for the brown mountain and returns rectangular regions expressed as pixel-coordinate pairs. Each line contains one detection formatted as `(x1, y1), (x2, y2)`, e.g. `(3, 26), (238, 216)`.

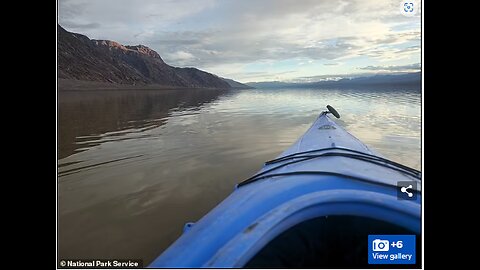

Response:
(58, 25), (242, 89)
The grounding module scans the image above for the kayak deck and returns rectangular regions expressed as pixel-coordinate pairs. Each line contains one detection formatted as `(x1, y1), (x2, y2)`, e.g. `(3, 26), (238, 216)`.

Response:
(238, 112), (420, 189)
(150, 111), (421, 268)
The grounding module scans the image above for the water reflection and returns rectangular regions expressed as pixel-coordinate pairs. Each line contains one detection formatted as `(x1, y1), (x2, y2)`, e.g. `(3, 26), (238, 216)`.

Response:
(58, 87), (421, 264)
(58, 89), (228, 159)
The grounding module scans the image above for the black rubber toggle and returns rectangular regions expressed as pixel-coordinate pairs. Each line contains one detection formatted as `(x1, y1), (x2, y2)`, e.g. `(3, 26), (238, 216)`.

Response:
(326, 105), (340, 118)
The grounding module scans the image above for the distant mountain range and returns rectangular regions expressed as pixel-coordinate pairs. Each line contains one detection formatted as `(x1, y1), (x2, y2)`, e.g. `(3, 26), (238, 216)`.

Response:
(247, 72), (421, 89)
(221, 78), (253, 89)
(57, 25), (250, 90)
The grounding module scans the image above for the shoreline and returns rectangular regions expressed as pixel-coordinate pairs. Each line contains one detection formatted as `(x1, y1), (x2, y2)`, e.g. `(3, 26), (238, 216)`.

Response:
(57, 79), (233, 91)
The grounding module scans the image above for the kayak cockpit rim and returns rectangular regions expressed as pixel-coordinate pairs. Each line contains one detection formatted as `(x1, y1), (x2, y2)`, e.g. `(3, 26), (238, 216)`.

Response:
(203, 190), (420, 267)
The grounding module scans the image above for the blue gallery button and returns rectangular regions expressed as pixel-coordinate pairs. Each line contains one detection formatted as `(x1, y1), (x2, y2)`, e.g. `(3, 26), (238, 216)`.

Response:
(368, 235), (416, 264)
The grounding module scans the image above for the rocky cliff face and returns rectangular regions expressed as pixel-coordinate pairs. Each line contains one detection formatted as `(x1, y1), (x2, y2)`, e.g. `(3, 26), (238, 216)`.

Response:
(58, 25), (231, 89)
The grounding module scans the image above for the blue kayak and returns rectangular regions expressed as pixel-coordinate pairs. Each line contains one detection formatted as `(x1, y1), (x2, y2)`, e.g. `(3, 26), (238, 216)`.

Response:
(150, 106), (421, 268)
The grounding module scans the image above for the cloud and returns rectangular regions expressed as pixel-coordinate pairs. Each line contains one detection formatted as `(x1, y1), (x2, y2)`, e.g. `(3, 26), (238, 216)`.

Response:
(359, 63), (421, 71)
(166, 50), (196, 65)
(62, 22), (101, 30)
(289, 74), (355, 83)
(59, 0), (216, 42)
(58, 0), (421, 82)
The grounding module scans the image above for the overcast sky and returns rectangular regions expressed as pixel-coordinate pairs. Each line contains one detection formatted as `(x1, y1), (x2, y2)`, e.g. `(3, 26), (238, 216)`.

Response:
(59, 0), (421, 82)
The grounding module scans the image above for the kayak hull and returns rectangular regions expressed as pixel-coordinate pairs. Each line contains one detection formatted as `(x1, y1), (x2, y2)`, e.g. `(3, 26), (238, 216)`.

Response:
(150, 112), (421, 268)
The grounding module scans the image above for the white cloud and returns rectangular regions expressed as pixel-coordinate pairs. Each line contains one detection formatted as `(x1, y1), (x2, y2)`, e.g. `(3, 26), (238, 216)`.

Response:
(166, 51), (196, 65)
(359, 63), (421, 72)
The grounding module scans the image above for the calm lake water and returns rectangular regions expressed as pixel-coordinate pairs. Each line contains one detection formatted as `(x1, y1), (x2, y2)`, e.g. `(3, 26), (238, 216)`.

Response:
(58, 87), (421, 264)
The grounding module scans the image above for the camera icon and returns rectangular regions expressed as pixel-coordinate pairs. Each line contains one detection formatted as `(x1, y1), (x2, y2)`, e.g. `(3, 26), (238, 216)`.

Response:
(372, 239), (390, 251)
(404, 3), (414, 12)
(400, 0), (417, 16)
